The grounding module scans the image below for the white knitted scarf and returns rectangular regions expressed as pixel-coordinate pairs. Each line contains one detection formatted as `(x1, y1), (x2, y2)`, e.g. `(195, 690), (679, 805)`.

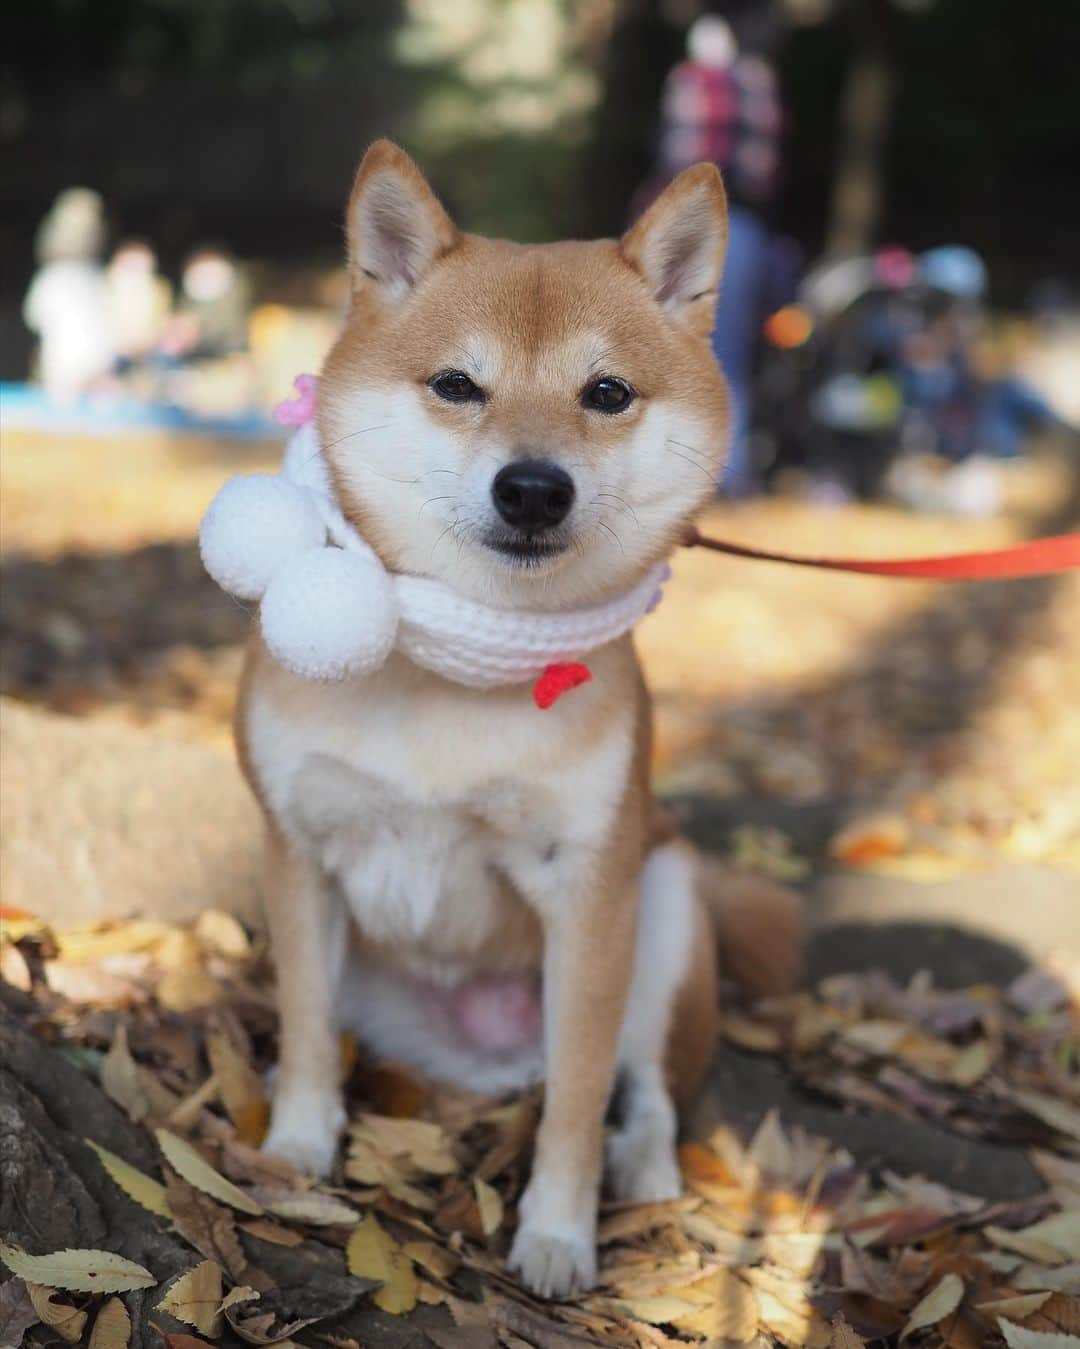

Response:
(200, 416), (668, 696)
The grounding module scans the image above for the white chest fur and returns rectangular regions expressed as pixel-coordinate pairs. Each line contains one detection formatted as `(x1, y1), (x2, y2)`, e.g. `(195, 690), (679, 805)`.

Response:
(243, 646), (636, 970)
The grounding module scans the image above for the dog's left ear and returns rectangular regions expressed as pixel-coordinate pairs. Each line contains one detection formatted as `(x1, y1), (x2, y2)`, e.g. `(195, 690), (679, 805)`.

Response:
(620, 163), (728, 336)
(347, 139), (459, 302)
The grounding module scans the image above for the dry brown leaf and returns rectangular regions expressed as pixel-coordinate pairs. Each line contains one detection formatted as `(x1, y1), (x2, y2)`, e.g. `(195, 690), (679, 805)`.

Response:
(978, 1292), (1055, 1319)
(988, 1226), (1069, 1266)
(218, 1286), (261, 1317)
(678, 1141), (738, 1187)
(25, 1285), (87, 1344)
(474, 1178), (503, 1237)
(87, 1296), (131, 1349)
(1012, 1215), (1080, 1264)
(101, 1024), (152, 1121)
(998, 1324), (1080, 1349)
(239, 1219), (304, 1249)
(259, 1191), (359, 1228)
(1008, 1090), (1080, 1144)
(156, 1260), (224, 1337)
(156, 1129), (263, 1215)
(603, 1294), (700, 1326)
(346, 1214), (418, 1315)
(402, 1240), (459, 1281)
(0, 1245), (155, 1293)
(1014, 1265), (1080, 1295)
(899, 1272), (965, 1343)
(0, 1278), (38, 1349)
(829, 1313), (867, 1348)
(350, 1114), (457, 1176)
(668, 1270), (759, 1341)
(747, 1108), (794, 1183)
(206, 1029), (269, 1145)
(164, 1171), (248, 1280)
(85, 1138), (170, 1217)
(161, 1335), (213, 1349)
(753, 1286), (832, 1347)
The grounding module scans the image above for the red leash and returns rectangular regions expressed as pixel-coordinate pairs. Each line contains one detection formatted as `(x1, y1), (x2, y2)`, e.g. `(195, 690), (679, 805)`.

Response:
(683, 527), (1080, 580)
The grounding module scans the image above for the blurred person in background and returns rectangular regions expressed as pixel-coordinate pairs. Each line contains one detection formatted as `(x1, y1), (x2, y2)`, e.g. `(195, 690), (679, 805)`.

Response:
(106, 238), (172, 371)
(22, 187), (113, 402)
(646, 4), (785, 496)
(159, 246), (252, 364)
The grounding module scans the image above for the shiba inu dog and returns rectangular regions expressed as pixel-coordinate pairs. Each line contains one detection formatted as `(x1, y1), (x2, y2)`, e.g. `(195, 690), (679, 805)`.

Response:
(238, 140), (802, 1298)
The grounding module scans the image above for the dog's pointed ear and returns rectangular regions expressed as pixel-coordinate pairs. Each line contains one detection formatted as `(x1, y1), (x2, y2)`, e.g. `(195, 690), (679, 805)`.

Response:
(347, 140), (459, 301)
(620, 163), (728, 335)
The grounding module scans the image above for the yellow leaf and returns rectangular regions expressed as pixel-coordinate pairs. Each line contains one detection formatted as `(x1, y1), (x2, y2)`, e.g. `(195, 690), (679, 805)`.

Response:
(155, 1130), (263, 1216)
(85, 1139), (170, 1218)
(101, 1025), (151, 1122)
(678, 1141), (738, 1186)
(346, 1215), (418, 1315)
(474, 1179), (503, 1237)
(402, 1241), (459, 1281)
(194, 909), (252, 961)
(88, 1296), (132, 1349)
(206, 1031), (268, 1145)
(25, 1285), (87, 1343)
(0, 1245), (156, 1293)
(606, 1294), (701, 1326)
(900, 1273), (965, 1343)
(668, 1270), (759, 1341)
(156, 1260), (223, 1337)
(156, 967), (223, 1013)
(262, 1192), (359, 1227)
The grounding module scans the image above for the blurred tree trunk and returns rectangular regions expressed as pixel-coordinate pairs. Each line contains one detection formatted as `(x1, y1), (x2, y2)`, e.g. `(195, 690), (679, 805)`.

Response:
(824, 0), (897, 257)
(575, 0), (684, 237)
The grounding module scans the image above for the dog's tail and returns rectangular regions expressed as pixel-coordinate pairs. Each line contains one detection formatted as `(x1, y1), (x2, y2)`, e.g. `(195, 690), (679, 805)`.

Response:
(698, 855), (806, 997)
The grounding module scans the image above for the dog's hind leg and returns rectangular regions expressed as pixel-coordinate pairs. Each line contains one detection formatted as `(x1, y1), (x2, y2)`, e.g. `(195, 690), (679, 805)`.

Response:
(606, 841), (718, 1203)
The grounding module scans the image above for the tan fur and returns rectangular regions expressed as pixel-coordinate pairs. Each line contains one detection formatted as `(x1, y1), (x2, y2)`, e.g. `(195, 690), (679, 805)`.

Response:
(237, 140), (803, 1298)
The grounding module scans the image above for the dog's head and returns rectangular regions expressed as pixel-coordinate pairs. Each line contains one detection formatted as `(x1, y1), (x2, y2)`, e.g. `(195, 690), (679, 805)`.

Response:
(320, 140), (729, 609)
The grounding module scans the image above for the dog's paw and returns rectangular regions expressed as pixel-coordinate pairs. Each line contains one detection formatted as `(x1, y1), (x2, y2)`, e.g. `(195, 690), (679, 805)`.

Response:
(507, 1223), (597, 1300)
(262, 1092), (345, 1179)
(606, 1122), (682, 1204)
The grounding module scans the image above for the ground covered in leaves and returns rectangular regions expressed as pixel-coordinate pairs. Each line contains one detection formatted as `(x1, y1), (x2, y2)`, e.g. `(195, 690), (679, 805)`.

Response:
(2, 427), (1079, 1348)
(2, 909), (1079, 1349)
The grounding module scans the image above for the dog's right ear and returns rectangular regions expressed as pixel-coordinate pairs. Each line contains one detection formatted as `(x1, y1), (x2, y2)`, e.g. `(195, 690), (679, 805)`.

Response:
(347, 140), (459, 302)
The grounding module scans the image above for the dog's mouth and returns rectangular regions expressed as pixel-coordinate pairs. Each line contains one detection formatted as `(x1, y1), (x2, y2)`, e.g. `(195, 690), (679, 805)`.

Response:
(482, 531), (571, 568)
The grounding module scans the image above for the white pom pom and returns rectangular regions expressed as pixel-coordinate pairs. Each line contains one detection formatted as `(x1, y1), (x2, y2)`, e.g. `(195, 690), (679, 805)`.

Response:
(200, 475), (326, 601)
(260, 547), (399, 681)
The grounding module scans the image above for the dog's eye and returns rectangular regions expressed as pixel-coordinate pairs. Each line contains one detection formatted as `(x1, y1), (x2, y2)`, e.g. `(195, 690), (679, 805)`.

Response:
(583, 376), (635, 414)
(430, 370), (483, 403)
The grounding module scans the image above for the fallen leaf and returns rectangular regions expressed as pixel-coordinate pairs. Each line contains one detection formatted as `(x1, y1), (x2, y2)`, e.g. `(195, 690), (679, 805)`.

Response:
(988, 1226), (1068, 1266)
(85, 1138), (170, 1217)
(900, 1273), (965, 1342)
(1008, 1090), (1080, 1144)
(206, 1030), (269, 1145)
(350, 1114), (457, 1177)
(830, 815), (909, 866)
(163, 1171), (248, 1280)
(87, 1296), (132, 1349)
(1014, 1265), (1080, 1295)
(156, 966), (223, 1013)
(978, 1292), (1055, 1319)
(829, 1313), (868, 1348)
(156, 1129), (263, 1215)
(402, 1240), (459, 1281)
(346, 1214), (418, 1315)
(194, 909), (252, 962)
(0, 943), (32, 992)
(101, 1024), (152, 1121)
(217, 1286), (261, 1317)
(162, 1336), (213, 1349)
(259, 1191), (359, 1227)
(0, 1245), (156, 1293)
(474, 1178), (503, 1237)
(1011, 1214), (1080, 1264)
(239, 1219), (304, 1249)
(998, 1323), (1080, 1349)
(670, 1270), (759, 1340)
(157, 1261), (224, 1337)
(604, 1295), (700, 1326)
(25, 1285), (87, 1344)
(678, 1141), (737, 1186)
(0, 1278), (38, 1349)
(747, 1107), (794, 1183)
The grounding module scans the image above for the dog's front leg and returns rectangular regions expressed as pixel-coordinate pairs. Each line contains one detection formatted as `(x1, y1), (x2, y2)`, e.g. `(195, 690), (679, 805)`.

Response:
(508, 854), (637, 1298)
(262, 830), (348, 1178)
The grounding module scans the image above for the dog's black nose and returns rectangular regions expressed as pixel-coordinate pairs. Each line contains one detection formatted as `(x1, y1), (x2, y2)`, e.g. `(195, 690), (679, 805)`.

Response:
(492, 460), (575, 532)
